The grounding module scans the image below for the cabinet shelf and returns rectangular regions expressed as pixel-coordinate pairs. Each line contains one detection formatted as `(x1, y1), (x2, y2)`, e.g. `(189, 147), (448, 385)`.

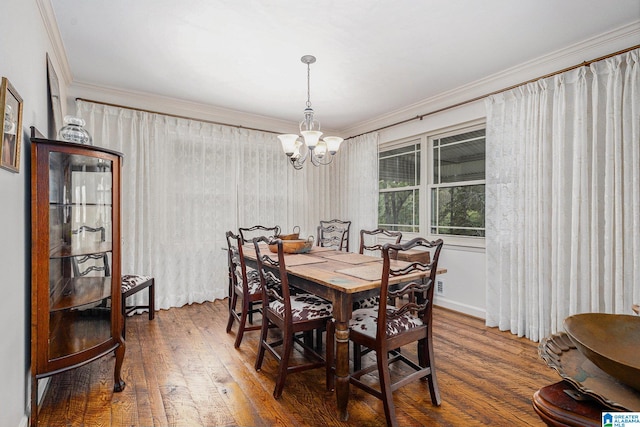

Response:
(49, 202), (113, 207)
(49, 276), (112, 311)
(49, 242), (113, 258)
(48, 309), (112, 360)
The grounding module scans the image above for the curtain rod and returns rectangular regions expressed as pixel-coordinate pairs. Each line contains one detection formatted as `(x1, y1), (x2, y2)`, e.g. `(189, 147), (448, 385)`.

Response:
(74, 98), (284, 136)
(344, 44), (640, 140)
(78, 44), (639, 141)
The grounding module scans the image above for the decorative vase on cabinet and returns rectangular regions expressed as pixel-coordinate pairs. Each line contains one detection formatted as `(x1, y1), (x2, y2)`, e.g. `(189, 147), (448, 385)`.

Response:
(29, 127), (125, 427)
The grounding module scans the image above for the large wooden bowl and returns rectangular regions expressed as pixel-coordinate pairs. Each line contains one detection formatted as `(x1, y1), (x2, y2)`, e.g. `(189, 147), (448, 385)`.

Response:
(268, 238), (313, 254)
(564, 313), (640, 391)
(278, 226), (301, 240)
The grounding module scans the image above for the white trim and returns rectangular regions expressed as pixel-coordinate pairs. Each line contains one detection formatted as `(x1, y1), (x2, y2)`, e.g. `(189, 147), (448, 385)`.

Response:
(434, 299), (486, 320)
(37, 0), (74, 86)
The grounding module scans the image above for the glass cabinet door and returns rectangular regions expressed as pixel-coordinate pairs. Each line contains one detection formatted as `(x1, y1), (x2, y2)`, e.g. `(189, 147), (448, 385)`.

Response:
(48, 152), (113, 360)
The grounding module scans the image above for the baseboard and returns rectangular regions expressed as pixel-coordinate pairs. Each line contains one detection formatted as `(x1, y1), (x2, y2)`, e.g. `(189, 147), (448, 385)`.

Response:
(434, 297), (486, 320)
(24, 376), (50, 427)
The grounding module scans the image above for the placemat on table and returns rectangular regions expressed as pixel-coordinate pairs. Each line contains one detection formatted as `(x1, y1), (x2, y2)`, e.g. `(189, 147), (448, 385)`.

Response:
(324, 253), (382, 265)
(336, 264), (384, 281)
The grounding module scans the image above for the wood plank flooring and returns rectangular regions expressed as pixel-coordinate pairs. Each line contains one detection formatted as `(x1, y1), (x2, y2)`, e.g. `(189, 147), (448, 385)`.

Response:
(36, 300), (560, 426)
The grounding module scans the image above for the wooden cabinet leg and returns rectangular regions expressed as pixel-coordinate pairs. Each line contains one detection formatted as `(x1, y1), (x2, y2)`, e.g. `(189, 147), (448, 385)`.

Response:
(113, 342), (126, 392)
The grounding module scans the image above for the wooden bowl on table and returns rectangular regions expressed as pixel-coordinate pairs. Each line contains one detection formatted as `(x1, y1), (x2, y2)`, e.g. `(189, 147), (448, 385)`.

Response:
(563, 313), (640, 391)
(268, 236), (314, 254)
(277, 225), (301, 241)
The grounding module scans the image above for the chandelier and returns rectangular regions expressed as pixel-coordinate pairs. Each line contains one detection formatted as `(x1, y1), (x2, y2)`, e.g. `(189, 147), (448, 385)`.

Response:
(278, 55), (343, 170)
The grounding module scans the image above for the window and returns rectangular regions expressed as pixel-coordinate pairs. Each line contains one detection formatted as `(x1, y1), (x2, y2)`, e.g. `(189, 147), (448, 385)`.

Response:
(430, 128), (485, 237)
(378, 143), (420, 232)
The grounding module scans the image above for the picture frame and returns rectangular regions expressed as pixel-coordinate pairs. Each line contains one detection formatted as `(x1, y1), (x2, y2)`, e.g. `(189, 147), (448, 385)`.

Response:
(47, 53), (63, 140)
(0, 77), (23, 173)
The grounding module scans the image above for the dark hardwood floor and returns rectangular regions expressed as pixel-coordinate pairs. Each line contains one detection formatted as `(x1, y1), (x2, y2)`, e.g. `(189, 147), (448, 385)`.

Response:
(35, 299), (559, 426)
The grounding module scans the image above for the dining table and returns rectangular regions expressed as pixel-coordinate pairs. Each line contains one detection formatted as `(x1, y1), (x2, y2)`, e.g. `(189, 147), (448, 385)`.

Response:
(242, 243), (447, 421)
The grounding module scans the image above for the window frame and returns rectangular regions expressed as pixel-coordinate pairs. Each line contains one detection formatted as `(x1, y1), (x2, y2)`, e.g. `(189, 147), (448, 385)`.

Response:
(377, 121), (486, 249)
(377, 138), (421, 233)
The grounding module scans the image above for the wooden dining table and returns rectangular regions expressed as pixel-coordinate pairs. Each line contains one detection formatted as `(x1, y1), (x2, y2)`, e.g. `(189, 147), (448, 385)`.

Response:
(242, 243), (446, 421)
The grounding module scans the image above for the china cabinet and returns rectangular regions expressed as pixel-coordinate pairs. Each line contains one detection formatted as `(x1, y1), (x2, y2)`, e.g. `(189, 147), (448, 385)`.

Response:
(29, 128), (125, 426)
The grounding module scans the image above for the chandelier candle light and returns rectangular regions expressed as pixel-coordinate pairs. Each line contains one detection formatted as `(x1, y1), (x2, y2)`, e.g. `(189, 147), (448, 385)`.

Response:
(278, 55), (343, 170)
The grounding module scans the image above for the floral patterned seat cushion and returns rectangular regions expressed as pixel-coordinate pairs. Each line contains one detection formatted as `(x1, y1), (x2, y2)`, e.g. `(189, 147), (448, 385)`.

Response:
(349, 306), (424, 338)
(236, 276), (262, 296)
(353, 296), (379, 310)
(121, 274), (153, 293)
(233, 268), (262, 295)
(269, 293), (333, 322)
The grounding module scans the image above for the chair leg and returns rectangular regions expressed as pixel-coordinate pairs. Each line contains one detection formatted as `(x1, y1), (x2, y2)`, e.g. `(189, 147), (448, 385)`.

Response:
(326, 320), (335, 391)
(121, 295), (127, 339)
(254, 315), (269, 371)
(419, 337), (441, 406)
(353, 343), (362, 371)
(248, 301), (255, 324)
(273, 331), (294, 399)
(234, 296), (250, 349)
(377, 349), (399, 427)
(226, 292), (238, 333)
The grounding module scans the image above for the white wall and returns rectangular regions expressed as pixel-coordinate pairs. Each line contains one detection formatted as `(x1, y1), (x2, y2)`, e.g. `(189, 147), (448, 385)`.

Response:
(0, 1), (58, 426)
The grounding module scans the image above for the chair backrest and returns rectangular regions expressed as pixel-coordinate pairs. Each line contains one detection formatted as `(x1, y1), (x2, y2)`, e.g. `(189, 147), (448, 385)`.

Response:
(225, 231), (251, 295)
(377, 237), (444, 338)
(359, 228), (402, 258)
(316, 219), (351, 251)
(70, 225), (111, 277)
(252, 236), (293, 321)
(239, 225), (281, 244)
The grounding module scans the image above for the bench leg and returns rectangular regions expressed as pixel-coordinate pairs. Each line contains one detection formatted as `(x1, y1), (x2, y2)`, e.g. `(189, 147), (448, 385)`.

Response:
(148, 280), (155, 320)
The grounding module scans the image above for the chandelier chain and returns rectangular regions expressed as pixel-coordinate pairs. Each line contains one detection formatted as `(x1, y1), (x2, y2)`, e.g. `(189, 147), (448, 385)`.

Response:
(306, 62), (312, 109)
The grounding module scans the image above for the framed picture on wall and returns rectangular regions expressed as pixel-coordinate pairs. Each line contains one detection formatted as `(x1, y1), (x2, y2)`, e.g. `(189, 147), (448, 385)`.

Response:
(0, 77), (23, 173)
(47, 53), (63, 140)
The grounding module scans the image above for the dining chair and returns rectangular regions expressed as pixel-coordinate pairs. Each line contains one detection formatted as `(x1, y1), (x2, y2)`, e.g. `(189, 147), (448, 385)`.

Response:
(253, 236), (334, 399)
(238, 225), (281, 244)
(225, 231), (263, 348)
(328, 237), (444, 427)
(71, 225), (155, 339)
(353, 228), (403, 369)
(316, 219), (351, 252)
(238, 225), (281, 323)
(358, 228), (403, 257)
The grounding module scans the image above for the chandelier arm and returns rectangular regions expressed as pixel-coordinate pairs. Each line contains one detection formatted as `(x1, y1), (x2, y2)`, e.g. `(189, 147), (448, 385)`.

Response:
(310, 150), (334, 166)
(291, 157), (304, 170)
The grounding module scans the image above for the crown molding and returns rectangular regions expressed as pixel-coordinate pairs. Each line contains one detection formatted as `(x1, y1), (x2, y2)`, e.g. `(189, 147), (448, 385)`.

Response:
(36, 0), (73, 86)
(67, 80), (302, 134)
(341, 20), (640, 138)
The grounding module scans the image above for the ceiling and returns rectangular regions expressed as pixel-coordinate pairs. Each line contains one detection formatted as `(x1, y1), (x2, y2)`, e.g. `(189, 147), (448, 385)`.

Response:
(50, 0), (640, 132)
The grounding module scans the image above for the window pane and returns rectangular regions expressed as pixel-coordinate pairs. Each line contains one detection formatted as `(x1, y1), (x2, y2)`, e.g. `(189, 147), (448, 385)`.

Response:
(379, 144), (419, 189)
(431, 184), (485, 237)
(438, 139), (485, 183)
(433, 129), (486, 184)
(378, 189), (418, 232)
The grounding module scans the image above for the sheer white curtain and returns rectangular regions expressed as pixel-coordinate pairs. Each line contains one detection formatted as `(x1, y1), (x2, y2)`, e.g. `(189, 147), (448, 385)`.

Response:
(485, 49), (640, 341)
(77, 100), (379, 310)
(330, 132), (380, 247)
